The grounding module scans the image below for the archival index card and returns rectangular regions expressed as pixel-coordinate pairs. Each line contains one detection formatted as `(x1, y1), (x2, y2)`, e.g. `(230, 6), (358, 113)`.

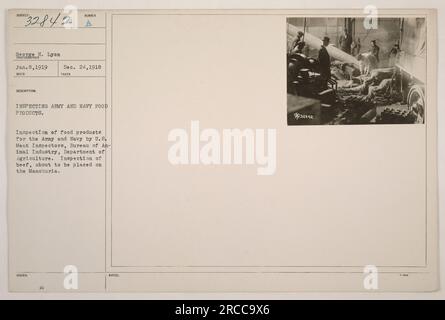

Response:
(7, 9), (439, 292)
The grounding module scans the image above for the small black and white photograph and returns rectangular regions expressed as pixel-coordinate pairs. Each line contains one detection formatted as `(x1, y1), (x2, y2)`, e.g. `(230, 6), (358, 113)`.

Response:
(287, 17), (426, 125)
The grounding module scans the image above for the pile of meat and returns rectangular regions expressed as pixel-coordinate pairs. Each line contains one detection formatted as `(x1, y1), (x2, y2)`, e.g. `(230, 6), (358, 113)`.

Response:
(328, 64), (404, 124)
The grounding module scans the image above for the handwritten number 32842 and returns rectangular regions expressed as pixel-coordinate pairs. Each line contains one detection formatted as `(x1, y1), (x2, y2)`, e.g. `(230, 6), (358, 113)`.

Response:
(24, 14), (72, 28)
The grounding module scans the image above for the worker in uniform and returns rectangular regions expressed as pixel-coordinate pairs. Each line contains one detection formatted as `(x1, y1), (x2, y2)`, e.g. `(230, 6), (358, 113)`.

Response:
(370, 40), (380, 64)
(388, 42), (400, 67)
(289, 31), (304, 54)
(318, 36), (331, 89)
(339, 28), (352, 54)
(351, 37), (361, 56)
